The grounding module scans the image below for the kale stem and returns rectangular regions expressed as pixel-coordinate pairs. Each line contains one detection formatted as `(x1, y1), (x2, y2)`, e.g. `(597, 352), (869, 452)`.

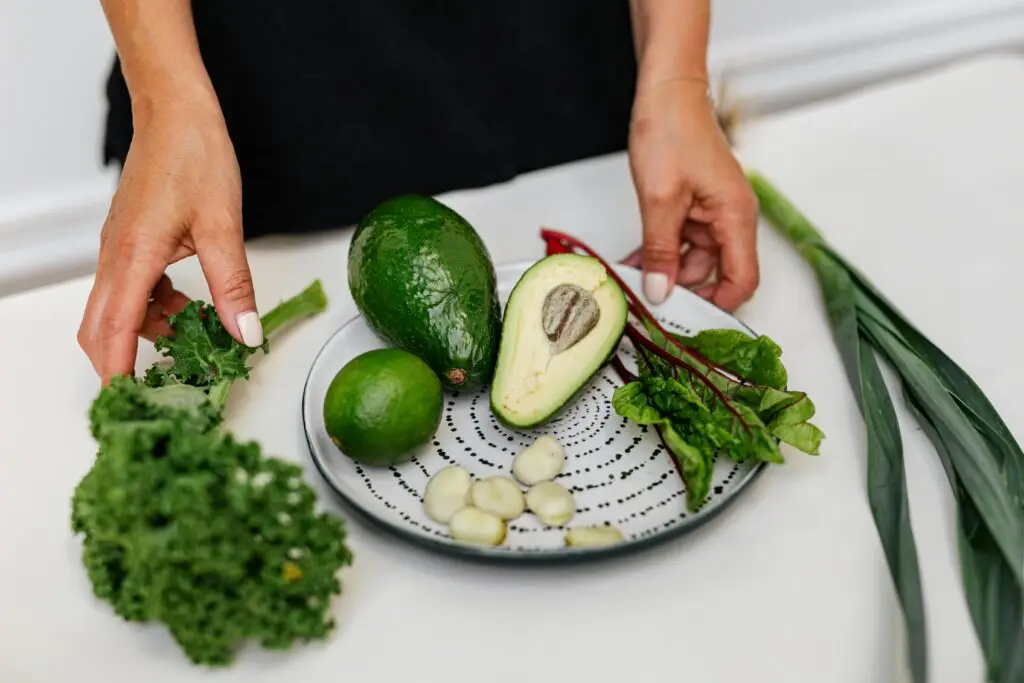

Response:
(207, 279), (328, 411)
(260, 279), (329, 338)
(208, 380), (233, 412)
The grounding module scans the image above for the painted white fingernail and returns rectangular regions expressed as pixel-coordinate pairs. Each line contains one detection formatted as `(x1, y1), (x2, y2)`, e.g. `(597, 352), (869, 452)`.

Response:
(644, 272), (670, 305)
(236, 311), (264, 347)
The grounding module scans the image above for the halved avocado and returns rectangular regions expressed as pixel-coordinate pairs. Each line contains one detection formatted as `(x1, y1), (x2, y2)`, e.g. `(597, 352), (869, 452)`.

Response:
(490, 253), (628, 429)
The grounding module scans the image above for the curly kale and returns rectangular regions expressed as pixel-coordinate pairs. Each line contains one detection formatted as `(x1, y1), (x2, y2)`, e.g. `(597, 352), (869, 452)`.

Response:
(72, 279), (354, 667)
(144, 279), (328, 409)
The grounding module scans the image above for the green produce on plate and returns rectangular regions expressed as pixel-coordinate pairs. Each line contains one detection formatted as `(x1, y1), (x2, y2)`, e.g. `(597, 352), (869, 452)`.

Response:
(323, 347), (444, 467)
(72, 280), (354, 668)
(490, 253), (628, 428)
(540, 229), (825, 513)
(347, 194), (502, 391)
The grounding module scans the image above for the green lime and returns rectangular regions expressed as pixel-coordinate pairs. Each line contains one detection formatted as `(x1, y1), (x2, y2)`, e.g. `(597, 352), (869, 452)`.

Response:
(323, 347), (443, 466)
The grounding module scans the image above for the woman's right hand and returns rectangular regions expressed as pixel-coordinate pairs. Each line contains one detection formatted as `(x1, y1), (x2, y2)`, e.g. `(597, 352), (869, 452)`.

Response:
(78, 97), (262, 384)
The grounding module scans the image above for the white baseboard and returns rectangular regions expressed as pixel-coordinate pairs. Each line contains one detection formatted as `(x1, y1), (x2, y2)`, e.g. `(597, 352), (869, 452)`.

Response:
(2, 0), (1023, 298)
(708, 0), (1024, 114)
(0, 175), (115, 298)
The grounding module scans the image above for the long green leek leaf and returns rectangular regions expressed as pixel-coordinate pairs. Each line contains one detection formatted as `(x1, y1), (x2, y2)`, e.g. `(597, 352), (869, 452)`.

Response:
(746, 172), (928, 683)
(858, 314), (1024, 588)
(829, 246), (1024, 511)
(905, 387), (1024, 683)
(748, 170), (1024, 683)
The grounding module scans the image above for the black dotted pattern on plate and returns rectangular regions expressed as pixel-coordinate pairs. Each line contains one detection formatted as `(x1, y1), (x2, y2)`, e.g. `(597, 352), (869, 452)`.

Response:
(333, 317), (758, 553)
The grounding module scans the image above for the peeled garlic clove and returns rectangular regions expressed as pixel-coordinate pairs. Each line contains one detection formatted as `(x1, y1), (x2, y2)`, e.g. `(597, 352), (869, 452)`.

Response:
(423, 465), (472, 523)
(565, 525), (625, 548)
(449, 506), (507, 546)
(469, 476), (525, 520)
(512, 435), (566, 486)
(525, 480), (575, 527)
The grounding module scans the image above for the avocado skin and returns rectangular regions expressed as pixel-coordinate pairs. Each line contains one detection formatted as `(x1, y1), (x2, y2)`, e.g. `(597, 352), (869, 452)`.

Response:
(348, 195), (502, 391)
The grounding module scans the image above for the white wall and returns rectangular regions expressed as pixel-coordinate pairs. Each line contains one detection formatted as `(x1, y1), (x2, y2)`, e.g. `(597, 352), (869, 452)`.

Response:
(1, 0), (1023, 296)
(0, 0), (118, 294)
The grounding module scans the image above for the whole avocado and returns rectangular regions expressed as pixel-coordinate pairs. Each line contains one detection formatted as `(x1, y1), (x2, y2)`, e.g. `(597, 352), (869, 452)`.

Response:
(348, 195), (502, 391)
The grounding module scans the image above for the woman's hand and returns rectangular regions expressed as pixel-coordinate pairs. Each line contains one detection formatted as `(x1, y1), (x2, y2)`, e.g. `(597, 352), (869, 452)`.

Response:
(78, 98), (261, 383)
(624, 78), (760, 311)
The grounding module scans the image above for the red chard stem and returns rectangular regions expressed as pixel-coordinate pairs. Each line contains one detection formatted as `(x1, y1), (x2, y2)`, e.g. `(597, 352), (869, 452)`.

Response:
(542, 227), (756, 433)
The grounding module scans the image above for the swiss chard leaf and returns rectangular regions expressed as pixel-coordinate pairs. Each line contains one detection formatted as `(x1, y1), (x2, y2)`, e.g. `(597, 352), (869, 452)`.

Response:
(610, 382), (665, 425)
(674, 328), (788, 390)
(631, 333), (824, 459)
(611, 380), (717, 511)
(661, 424), (712, 508)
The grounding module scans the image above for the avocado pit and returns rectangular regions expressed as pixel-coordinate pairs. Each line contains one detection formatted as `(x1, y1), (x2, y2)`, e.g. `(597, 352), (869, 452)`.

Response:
(542, 283), (600, 354)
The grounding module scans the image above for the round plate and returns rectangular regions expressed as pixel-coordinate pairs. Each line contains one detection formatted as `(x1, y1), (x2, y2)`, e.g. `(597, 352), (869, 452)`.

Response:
(302, 261), (766, 563)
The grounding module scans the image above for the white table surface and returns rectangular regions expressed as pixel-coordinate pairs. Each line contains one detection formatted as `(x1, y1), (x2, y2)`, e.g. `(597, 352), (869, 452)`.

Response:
(3, 54), (1023, 683)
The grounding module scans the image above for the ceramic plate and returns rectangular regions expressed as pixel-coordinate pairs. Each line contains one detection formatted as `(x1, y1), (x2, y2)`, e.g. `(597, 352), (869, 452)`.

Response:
(302, 261), (766, 563)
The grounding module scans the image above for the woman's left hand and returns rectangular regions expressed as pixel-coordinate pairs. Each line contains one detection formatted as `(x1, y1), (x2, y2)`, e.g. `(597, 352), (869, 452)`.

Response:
(623, 78), (760, 312)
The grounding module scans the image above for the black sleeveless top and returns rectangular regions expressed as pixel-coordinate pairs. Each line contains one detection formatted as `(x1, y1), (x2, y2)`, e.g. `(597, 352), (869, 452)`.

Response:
(103, 1), (638, 239)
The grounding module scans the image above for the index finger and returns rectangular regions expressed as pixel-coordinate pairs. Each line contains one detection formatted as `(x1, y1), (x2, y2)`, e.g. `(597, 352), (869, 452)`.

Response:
(92, 250), (167, 382)
(708, 200), (759, 311)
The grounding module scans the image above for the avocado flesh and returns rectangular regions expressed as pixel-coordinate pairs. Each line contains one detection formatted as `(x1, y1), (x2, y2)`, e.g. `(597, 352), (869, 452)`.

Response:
(490, 254), (628, 428)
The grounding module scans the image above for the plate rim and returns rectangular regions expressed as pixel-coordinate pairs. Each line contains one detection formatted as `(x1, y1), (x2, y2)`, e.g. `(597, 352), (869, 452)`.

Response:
(302, 260), (769, 565)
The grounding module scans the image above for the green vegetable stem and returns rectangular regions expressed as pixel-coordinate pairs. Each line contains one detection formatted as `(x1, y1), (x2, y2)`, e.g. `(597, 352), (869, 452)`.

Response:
(73, 278), (353, 668)
(749, 171), (1024, 683)
(541, 229), (825, 513)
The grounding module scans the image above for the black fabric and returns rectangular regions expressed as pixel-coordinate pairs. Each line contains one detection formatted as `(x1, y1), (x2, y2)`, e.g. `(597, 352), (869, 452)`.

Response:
(103, 1), (638, 239)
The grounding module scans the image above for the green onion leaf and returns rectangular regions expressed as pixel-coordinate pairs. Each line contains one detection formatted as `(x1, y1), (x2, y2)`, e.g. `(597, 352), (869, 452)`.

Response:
(749, 169), (1024, 683)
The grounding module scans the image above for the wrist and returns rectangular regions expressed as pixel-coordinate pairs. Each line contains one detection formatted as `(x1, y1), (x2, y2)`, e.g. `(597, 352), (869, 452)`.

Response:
(129, 75), (223, 129)
(633, 75), (714, 117)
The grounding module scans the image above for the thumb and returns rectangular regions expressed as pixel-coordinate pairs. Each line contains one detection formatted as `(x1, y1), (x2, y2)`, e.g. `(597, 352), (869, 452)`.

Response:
(639, 189), (691, 305)
(192, 214), (262, 347)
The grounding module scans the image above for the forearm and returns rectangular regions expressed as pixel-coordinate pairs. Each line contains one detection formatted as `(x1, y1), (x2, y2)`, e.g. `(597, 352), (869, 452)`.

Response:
(99, 0), (220, 119)
(628, 0), (710, 89)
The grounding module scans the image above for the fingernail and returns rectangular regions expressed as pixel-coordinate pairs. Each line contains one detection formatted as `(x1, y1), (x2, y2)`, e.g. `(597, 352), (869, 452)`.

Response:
(643, 272), (671, 304)
(236, 311), (264, 347)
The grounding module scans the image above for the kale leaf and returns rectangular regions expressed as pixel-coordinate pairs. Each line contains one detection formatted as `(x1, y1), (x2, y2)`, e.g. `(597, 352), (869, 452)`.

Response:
(144, 300), (267, 391)
(72, 279), (353, 667)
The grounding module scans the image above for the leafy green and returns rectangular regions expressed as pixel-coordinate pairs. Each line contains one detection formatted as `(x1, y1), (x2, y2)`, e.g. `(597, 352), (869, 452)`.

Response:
(145, 299), (266, 390)
(905, 387), (1024, 683)
(674, 328), (788, 390)
(88, 375), (221, 440)
(538, 229), (825, 510)
(750, 169), (1024, 683)
(612, 323), (824, 511)
(144, 279), (327, 410)
(71, 279), (352, 667)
